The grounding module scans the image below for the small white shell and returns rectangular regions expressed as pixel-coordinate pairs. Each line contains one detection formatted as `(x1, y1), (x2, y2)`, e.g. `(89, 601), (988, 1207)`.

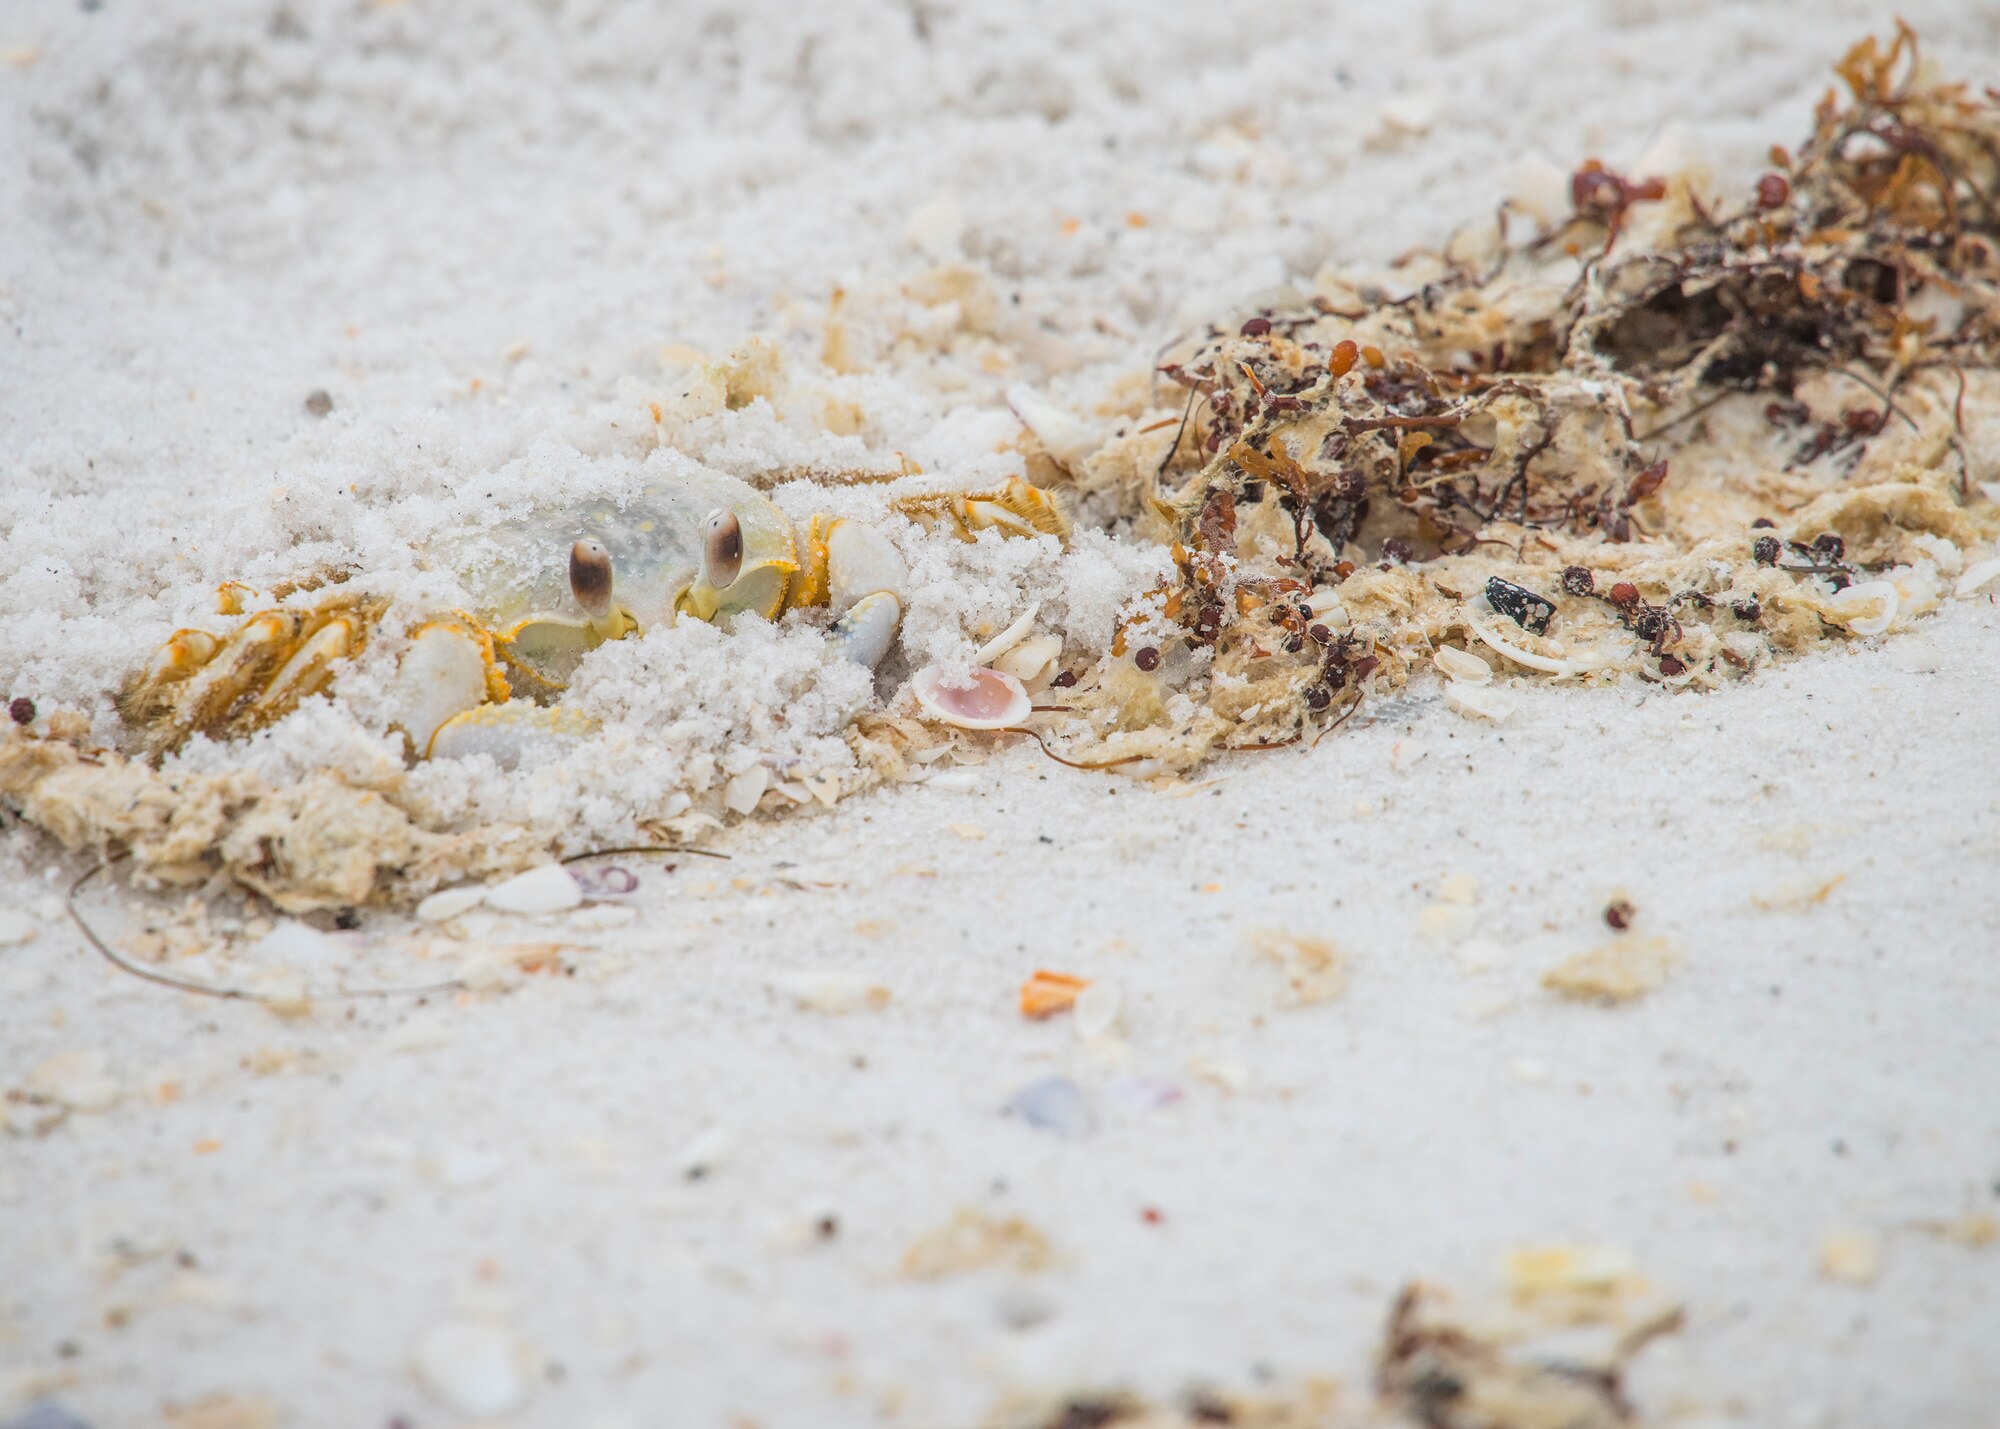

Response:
(971, 602), (1041, 665)
(723, 763), (770, 815)
(1467, 617), (1580, 676)
(1005, 384), (1098, 467)
(484, 863), (583, 915)
(1433, 645), (1492, 684)
(911, 665), (1031, 730)
(1445, 681), (1517, 722)
(1826, 580), (1898, 636)
(995, 633), (1063, 683)
(1954, 557), (2000, 599)
(1073, 982), (1122, 1040)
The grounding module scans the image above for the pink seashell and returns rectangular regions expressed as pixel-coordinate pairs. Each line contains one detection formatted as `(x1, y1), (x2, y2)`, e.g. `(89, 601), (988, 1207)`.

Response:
(910, 665), (1031, 730)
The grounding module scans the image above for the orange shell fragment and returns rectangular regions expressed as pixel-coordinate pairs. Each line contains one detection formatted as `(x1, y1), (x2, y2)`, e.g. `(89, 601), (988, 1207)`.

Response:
(1019, 969), (1090, 1019)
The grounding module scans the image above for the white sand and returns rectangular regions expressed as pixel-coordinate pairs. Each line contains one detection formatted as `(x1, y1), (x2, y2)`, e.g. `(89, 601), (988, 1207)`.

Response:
(3, 1), (1998, 1424)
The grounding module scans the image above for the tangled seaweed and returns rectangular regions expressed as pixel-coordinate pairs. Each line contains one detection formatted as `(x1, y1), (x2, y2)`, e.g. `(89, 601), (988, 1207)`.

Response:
(1031, 24), (1999, 769)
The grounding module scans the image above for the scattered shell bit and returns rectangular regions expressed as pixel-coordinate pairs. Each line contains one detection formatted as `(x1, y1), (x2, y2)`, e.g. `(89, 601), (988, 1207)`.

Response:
(970, 602), (1041, 665)
(1007, 1075), (1094, 1136)
(723, 763), (770, 816)
(902, 1208), (1053, 1279)
(1825, 579), (1898, 636)
(1455, 936), (1507, 973)
(1005, 383), (1099, 468)
(414, 886), (485, 923)
(1072, 981), (1123, 1039)
(1444, 681), (1517, 723)
(1504, 1244), (1639, 1299)
(680, 1124), (732, 1180)
(29, 1049), (120, 1112)
(413, 1321), (525, 1419)
(994, 633), (1063, 683)
(1438, 874), (1480, 906)
(911, 665), (1032, 730)
(1246, 928), (1348, 1006)
(1954, 556), (2000, 598)
(1818, 1229), (1883, 1286)
(567, 864), (639, 898)
(772, 970), (891, 1014)
(1389, 738), (1430, 772)
(1467, 617), (1583, 676)
(1542, 936), (1677, 1004)
(1433, 646), (1492, 684)
(1417, 904), (1478, 945)
(1019, 969), (1090, 1019)
(483, 863), (582, 915)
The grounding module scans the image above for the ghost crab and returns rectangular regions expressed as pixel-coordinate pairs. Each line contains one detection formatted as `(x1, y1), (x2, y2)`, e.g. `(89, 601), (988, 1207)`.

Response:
(121, 470), (1065, 765)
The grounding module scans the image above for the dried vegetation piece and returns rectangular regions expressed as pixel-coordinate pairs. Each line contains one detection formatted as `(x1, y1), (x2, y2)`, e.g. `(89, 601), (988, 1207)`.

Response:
(900, 1209), (1053, 1279)
(1246, 928), (1349, 1006)
(1818, 1228), (1884, 1285)
(1542, 936), (1677, 1004)
(1, 730), (543, 913)
(1029, 26), (2000, 772)
(1377, 1285), (1682, 1429)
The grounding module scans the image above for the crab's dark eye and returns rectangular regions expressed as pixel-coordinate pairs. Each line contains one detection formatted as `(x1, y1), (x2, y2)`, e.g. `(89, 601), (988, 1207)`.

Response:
(702, 509), (743, 588)
(569, 538), (614, 617)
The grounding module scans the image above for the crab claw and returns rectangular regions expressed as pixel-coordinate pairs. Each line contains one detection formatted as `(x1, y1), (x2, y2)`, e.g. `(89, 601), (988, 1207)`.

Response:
(910, 665), (1031, 729)
(429, 701), (599, 768)
(820, 519), (906, 669)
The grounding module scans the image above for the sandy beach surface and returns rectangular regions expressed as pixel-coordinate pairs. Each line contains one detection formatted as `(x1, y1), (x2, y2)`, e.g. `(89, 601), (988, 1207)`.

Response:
(3, 2), (1997, 1425)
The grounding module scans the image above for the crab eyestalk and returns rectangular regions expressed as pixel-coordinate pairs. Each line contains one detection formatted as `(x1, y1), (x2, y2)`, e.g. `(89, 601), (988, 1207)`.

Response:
(568, 538), (634, 640)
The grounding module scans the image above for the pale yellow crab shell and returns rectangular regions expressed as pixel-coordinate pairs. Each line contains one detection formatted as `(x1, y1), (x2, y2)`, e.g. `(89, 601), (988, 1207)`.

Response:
(441, 468), (797, 695)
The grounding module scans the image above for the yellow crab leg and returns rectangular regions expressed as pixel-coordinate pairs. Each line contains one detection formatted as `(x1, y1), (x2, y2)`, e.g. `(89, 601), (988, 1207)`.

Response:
(892, 476), (1069, 542)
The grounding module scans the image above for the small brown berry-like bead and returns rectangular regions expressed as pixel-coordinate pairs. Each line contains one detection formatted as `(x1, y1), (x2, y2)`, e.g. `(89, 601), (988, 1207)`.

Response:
(1755, 172), (1790, 209)
(1608, 582), (1640, 607)
(1134, 646), (1161, 672)
(1560, 566), (1594, 597)
(7, 697), (33, 726)
(1752, 536), (1782, 565)
(1239, 317), (1272, 337)
(1657, 654), (1686, 676)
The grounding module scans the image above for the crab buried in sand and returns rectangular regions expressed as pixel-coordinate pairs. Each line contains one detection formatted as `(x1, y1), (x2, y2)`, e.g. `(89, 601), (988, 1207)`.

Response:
(120, 469), (1065, 765)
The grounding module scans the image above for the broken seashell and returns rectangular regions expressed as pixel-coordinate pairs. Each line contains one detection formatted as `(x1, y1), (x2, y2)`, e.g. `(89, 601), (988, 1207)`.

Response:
(971, 603), (1041, 665)
(1954, 556), (2000, 599)
(995, 633), (1062, 683)
(1445, 681), (1516, 722)
(1825, 579), (1898, 636)
(484, 863), (583, 915)
(1005, 384), (1099, 468)
(724, 763), (770, 816)
(1433, 645), (1492, 684)
(911, 665), (1031, 730)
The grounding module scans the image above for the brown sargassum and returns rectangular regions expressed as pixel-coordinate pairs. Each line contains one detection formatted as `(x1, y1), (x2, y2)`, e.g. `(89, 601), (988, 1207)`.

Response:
(1029, 23), (1999, 769)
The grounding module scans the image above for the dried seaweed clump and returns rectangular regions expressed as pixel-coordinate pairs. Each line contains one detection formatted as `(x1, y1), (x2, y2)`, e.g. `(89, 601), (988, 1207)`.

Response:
(1033, 26), (2000, 770)
(0, 729), (544, 913)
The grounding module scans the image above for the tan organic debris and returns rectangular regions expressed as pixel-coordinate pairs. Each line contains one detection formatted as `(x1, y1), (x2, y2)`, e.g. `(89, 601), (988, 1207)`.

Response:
(1542, 937), (1677, 1004)
(900, 1209), (1054, 1279)
(1, 732), (543, 913)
